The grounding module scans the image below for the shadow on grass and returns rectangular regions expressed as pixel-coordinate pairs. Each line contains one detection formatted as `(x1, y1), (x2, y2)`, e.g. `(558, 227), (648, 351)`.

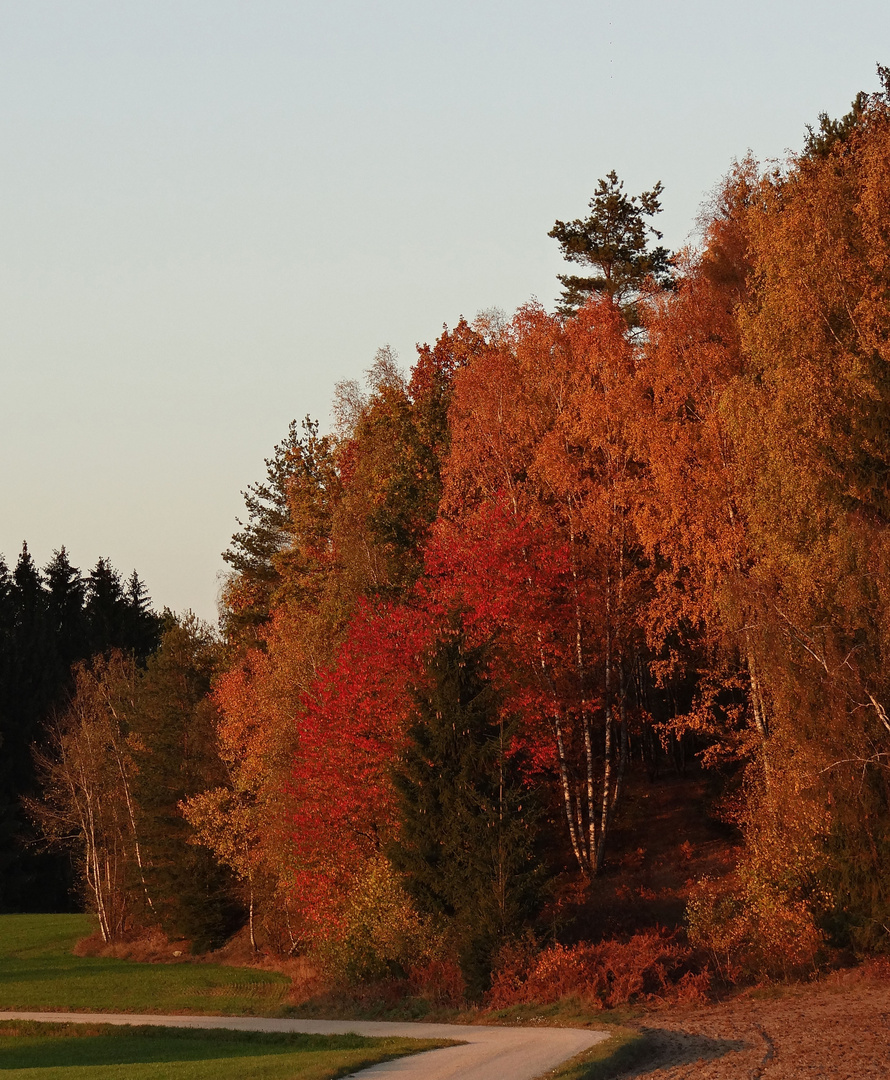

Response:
(0, 1023), (378, 1071)
(613, 1027), (747, 1078)
(552, 1026), (748, 1080)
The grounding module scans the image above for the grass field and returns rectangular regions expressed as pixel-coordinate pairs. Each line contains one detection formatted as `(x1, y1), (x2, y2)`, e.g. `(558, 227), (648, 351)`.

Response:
(0, 914), (640, 1079)
(0, 914), (293, 1016)
(0, 916), (448, 1077)
(0, 1019), (442, 1080)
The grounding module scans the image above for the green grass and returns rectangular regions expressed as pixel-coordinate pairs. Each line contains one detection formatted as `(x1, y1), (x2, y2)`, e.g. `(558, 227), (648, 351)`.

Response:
(0, 915), (292, 1016)
(537, 1027), (651, 1080)
(0, 919), (451, 1077)
(479, 997), (643, 1029)
(0, 915), (641, 1077)
(0, 1020), (445, 1079)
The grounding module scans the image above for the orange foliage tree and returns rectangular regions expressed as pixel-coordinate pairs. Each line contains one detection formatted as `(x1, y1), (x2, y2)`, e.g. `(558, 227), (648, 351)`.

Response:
(189, 73), (890, 972)
(442, 299), (653, 875)
(726, 78), (890, 948)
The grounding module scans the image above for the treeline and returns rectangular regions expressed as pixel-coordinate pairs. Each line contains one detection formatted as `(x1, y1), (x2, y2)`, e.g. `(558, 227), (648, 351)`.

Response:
(0, 545), (160, 910)
(32, 619), (240, 949)
(33, 70), (890, 996)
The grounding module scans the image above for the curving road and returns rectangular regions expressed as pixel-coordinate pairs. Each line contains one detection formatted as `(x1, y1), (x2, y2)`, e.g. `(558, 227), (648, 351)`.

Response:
(0, 1011), (610, 1080)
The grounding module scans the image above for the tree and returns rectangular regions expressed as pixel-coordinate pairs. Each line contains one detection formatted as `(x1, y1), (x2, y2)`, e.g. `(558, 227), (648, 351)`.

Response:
(549, 171), (672, 319)
(633, 160), (761, 769)
(31, 654), (145, 940)
(727, 88), (890, 949)
(221, 417), (340, 639)
(388, 622), (543, 998)
(44, 548), (86, 660)
(803, 64), (890, 158)
(123, 571), (163, 661)
(284, 600), (433, 949)
(441, 301), (652, 876)
(32, 620), (238, 949)
(0, 545), (63, 909)
(0, 543), (161, 912)
(129, 616), (240, 951)
(184, 601), (320, 952)
(82, 558), (161, 661)
(84, 558), (125, 653)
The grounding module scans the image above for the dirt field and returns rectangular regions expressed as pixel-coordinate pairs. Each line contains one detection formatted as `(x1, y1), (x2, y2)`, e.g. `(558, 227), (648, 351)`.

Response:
(621, 971), (890, 1078)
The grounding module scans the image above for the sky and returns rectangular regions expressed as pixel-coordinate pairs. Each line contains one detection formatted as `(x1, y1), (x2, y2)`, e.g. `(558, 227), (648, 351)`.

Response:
(2, 0), (889, 622)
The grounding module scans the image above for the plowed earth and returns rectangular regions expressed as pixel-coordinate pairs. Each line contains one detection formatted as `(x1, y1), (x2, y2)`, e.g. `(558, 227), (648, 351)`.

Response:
(621, 975), (890, 1078)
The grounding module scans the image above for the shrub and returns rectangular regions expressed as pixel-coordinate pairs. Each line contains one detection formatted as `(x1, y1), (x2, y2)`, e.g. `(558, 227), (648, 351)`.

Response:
(316, 857), (442, 983)
(487, 930), (709, 1009)
(407, 958), (466, 1007)
(686, 873), (823, 982)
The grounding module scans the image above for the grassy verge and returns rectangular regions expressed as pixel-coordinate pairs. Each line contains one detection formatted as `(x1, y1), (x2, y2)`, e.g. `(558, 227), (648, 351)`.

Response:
(536, 1027), (651, 1080)
(480, 997), (642, 1029)
(292, 989), (644, 1031)
(0, 1019), (447, 1080)
(0, 915), (291, 1016)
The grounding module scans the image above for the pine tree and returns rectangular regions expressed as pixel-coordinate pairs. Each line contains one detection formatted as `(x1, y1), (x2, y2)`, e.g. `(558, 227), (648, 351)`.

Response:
(388, 623), (542, 998)
(549, 170), (673, 320)
(803, 64), (890, 157)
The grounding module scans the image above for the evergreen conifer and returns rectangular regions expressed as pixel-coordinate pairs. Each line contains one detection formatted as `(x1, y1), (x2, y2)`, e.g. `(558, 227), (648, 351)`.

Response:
(389, 623), (543, 998)
(549, 170), (673, 320)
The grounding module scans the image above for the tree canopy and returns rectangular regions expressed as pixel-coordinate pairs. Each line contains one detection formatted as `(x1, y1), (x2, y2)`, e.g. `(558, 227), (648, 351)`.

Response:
(549, 170), (673, 318)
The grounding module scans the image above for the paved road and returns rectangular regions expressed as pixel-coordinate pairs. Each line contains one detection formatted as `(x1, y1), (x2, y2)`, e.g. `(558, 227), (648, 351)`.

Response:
(0, 1011), (610, 1080)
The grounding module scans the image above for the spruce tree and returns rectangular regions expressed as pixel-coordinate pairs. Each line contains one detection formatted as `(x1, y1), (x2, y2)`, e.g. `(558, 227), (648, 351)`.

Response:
(389, 624), (542, 998)
(0, 543), (161, 911)
(1, 545), (61, 909)
(84, 559), (160, 661)
(85, 558), (125, 655)
(123, 571), (163, 661)
(222, 416), (340, 635)
(44, 548), (87, 675)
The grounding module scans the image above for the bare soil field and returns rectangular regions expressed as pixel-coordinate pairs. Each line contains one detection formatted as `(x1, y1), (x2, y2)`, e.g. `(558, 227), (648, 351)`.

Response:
(620, 969), (890, 1078)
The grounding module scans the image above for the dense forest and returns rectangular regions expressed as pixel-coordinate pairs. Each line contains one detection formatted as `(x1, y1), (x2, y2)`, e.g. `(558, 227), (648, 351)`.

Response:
(9, 70), (890, 1004)
(0, 546), (160, 911)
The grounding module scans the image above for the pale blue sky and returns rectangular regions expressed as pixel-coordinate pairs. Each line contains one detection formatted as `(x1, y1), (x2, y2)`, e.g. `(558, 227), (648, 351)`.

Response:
(2, 0), (888, 620)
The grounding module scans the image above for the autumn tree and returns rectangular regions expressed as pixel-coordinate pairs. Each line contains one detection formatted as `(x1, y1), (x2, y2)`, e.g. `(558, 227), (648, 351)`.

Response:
(31, 654), (146, 940)
(129, 617), (240, 950)
(31, 613), (240, 947)
(183, 602), (317, 951)
(726, 76), (890, 949)
(631, 160), (762, 768)
(631, 70), (890, 960)
(440, 300), (657, 876)
(328, 324), (486, 607)
(285, 602), (433, 951)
